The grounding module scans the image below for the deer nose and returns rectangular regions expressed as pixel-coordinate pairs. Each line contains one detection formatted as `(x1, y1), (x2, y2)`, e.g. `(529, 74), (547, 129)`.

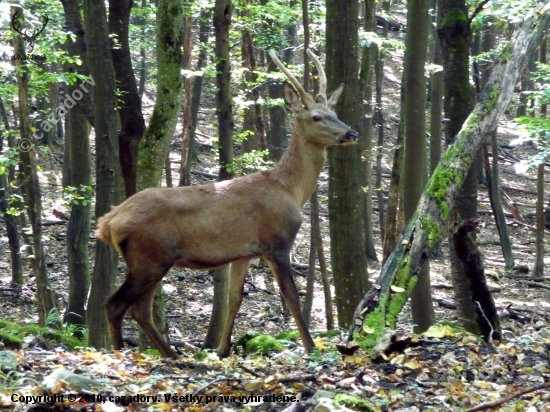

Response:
(346, 130), (358, 141)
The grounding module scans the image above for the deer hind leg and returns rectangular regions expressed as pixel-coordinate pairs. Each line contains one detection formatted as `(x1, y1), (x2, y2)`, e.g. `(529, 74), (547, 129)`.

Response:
(217, 258), (251, 358)
(129, 284), (177, 358)
(105, 253), (173, 357)
(267, 253), (315, 353)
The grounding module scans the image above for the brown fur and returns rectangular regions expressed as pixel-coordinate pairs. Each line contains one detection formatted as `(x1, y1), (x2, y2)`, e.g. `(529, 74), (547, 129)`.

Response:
(97, 56), (358, 359)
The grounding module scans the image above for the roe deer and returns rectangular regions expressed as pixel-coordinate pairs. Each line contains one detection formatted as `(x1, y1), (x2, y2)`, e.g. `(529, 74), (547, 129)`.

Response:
(96, 49), (358, 358)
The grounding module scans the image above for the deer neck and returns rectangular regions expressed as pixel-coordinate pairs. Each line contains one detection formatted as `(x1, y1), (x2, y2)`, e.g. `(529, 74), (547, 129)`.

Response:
(272, 128), (327, 207)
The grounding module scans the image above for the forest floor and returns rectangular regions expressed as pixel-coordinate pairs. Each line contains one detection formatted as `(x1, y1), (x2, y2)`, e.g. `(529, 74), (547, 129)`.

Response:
(2, 15), (550, 412)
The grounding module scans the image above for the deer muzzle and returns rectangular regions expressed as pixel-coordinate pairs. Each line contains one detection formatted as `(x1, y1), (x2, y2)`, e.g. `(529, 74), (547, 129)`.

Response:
(339, 129), (358, 145)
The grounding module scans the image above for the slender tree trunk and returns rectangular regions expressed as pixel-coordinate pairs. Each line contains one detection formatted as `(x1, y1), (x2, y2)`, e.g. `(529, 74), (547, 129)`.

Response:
(0, 98), (22, 286)
(375, 56), (386, 240)
(204, 0), (233, 349)
(533, 163), (545, 277)
(383, 94), (404, 263)
(179, 14), (193, 186)
(402, 0), (434, 333)
(430, 2), (443, 175)
(11, 6), (57, 326)
(359, 0), (378, 261)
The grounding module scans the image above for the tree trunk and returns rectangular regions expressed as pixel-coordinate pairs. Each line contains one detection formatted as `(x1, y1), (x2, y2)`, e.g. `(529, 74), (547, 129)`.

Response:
(83, 0), (123, 350)
(204, 0), (233, 349)
(429, 2), (443, 175)
(61, 1), (93, 327)
(533, 163), (545, 277)
(11, 6), (57, 326)
(402, 0), (434, 333)
(59, 0), (95, 127)
(359, 0), (378, 261)
(178, 14), (193, 186)
(375, 56), (386, 240)
(349, 4), (550, 349)
(109, 0), (146, 198)
(326, 0), (370, 329)
(451, 219), (501, 340)
(137, 0), (183, 189)
(440, 0), (478, 333)
(64, 100), (92, 327)
(0, 98), (23, 286)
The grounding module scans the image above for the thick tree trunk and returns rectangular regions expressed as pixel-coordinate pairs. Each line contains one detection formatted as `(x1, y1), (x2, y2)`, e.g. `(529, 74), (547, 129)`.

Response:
(349, 3), (550, 349)
(440, 0), (478, 333)
(451, 219), (501, 341)
(62, 1), (92, 327)
(137, 0), (183, 189)
(83, 0), (123, 350)
(109, 0), (146, 198)
(326, 0), (370, 329)
(59, 0), (95, 127)
(64, 104), (91, 327)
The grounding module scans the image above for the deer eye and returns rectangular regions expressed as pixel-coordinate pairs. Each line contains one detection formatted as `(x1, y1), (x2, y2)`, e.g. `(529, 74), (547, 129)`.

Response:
(312, 115), (322, 122)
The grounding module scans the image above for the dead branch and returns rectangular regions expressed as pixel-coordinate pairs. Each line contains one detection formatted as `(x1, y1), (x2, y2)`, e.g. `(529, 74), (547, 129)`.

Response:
(466, 381), (550, 412)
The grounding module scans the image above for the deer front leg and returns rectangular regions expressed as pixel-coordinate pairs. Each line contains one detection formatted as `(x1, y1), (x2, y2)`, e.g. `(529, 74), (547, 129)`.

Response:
(267, 254), (315, 353)
(217, 258), (251, 358)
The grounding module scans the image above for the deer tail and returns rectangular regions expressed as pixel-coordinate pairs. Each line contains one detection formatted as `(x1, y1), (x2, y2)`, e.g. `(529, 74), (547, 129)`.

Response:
(95, 211), (124, 256)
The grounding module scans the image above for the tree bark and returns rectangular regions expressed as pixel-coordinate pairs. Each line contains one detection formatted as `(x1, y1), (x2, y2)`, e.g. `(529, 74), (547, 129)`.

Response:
(349, 3), (550, 348)
(451, 219), (501, 341)
(83, 0), (123, 350)
(204, 0), (233, 349)
(402, 0), (434, 333)
(61, 0), (93, 327)
(440, 0), (478, 333)
(11, 6), (57, 326)
(0, 98), (23, 286)
(137, 0), (183, 189)
(359, 0), (378, 261)
(109, 0), (146, 198)
(326, 0), (370, 329)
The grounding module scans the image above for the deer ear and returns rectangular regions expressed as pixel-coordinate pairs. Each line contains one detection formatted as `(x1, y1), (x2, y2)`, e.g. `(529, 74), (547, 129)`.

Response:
(283, 82), (304, 111)
(327, 83), (344, 108)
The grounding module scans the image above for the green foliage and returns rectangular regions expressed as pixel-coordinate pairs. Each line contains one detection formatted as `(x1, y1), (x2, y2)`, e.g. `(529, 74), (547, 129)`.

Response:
(143, 348), (162, 356)
(226, 150), (274, 176)
(63, 185), (93, 208)
(0, 309), (88, 351)
(315, 329), (340, 338)
(245, 335), (285, 356)
(194, 350), (208, 361)
(334, 393), (376, 412)
(275, 330), (300, 341)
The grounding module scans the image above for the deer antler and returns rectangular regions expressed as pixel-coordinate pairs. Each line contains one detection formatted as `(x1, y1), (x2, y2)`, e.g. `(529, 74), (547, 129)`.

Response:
(306, 49), (327, 98)
(269, 49), (314, 105)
